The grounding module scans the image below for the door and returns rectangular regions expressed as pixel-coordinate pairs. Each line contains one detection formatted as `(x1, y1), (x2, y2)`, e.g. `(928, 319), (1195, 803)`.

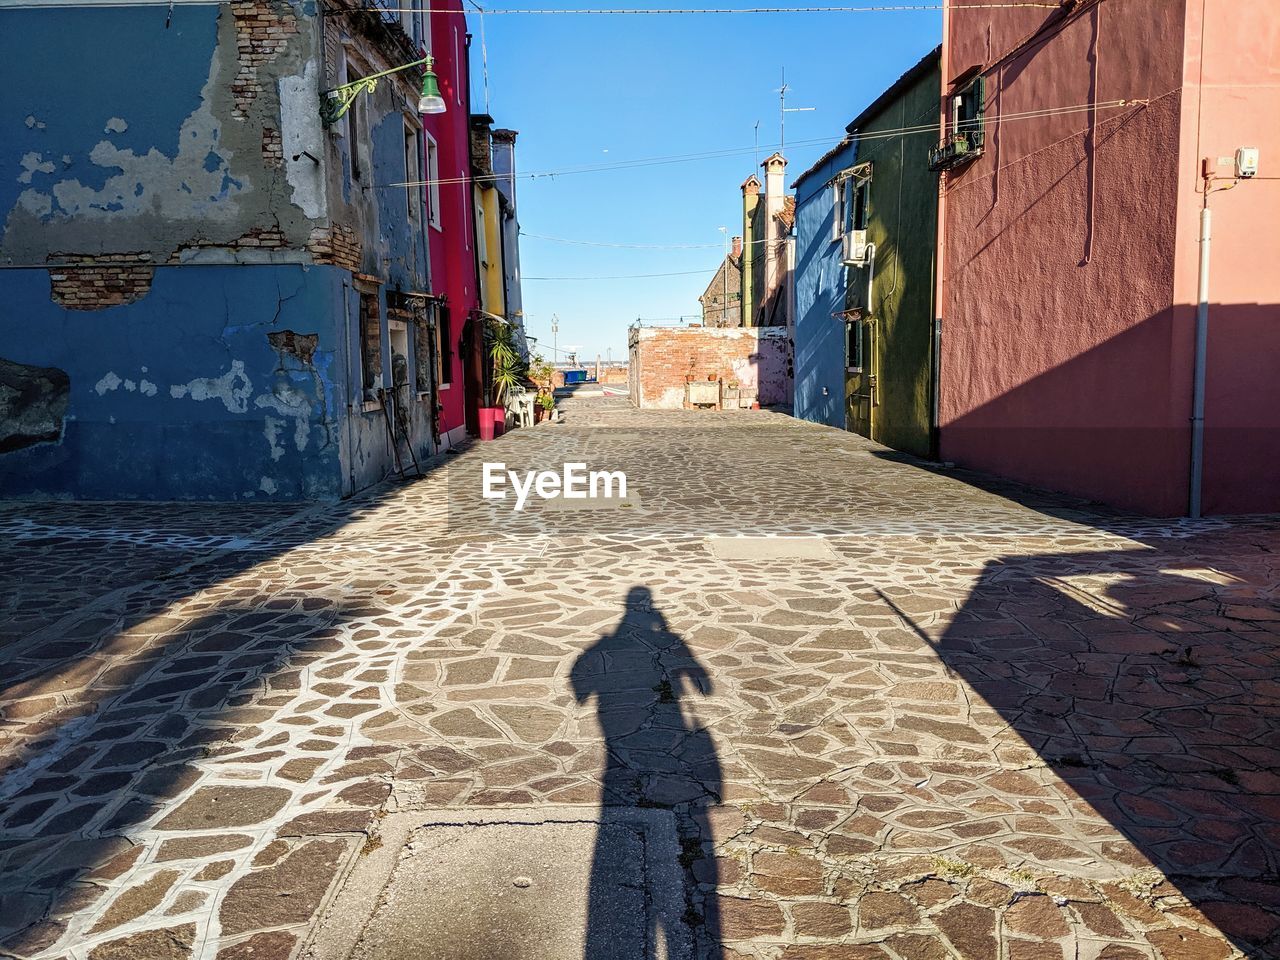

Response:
(845, 314), (873, 438)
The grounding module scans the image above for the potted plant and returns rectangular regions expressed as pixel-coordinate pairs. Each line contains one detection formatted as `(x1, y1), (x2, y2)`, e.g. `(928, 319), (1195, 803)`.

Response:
(480, 319), (526, 440)
(538, 392), (555, 423)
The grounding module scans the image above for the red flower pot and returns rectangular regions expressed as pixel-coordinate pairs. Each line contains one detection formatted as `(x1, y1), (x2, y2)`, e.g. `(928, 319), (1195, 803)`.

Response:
(479, 406), (505, 440)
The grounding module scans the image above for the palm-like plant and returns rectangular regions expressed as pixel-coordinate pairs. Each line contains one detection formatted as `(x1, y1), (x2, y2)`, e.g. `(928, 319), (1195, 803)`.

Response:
(486, 320), (526, 406)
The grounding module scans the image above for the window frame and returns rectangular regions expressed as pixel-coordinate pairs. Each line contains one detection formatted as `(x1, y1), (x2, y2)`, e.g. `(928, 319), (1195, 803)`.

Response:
(950, 75), (986, 147)
(346, 59), (366, 184)
(435, 302), (453, 389)
(425, 133), (442, 231)
(845, 316), (864, 374)
(357, 289), (382, 405)
(831, 180), (846, 243)
(475, 198), (488, 266)
(404, 119), (422, 221)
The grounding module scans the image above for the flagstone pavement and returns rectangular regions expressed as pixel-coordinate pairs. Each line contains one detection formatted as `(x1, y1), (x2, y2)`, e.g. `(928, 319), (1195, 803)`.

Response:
(3, 395), (1279, 960)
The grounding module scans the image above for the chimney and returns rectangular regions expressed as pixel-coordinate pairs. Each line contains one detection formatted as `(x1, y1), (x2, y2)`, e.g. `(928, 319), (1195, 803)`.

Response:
(470, 113), (495, 179)
(731, 236), (742, 259)
(762, 152), (787, 220)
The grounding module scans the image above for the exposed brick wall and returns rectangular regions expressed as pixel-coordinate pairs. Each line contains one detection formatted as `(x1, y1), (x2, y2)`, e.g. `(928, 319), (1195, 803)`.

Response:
(306, 223), (362, 271)
(167, 227), (288, 262)
(261, 126), (284, 168)
(628, 326), (793, 410)
(47, 254), (155, 310)
(229, 0), (301, 121)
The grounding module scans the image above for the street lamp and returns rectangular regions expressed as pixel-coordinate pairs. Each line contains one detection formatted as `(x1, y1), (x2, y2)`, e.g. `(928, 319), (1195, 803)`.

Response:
(320, 55), (446, 126)
(417, 60), (447, 114)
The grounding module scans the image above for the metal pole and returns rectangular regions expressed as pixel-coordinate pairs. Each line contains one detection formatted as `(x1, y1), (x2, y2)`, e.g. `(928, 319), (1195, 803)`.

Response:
(1188, 205), (1211, 519)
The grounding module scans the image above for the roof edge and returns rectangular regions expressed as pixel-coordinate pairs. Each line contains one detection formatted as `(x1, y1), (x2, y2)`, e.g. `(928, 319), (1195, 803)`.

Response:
(844, 44), (942, 135)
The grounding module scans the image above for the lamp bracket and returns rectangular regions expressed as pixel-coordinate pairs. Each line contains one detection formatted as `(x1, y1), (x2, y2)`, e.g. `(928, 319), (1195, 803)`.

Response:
(319, 55), (431, 126)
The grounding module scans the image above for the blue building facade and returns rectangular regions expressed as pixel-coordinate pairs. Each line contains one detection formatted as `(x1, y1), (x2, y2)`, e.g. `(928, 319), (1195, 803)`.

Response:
(791, 139), (856, 429)
(0, 2), (441, 500)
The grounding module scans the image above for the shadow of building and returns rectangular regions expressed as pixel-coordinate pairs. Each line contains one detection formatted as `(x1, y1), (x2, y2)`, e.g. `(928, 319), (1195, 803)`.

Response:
(927, 531), (1280, 956)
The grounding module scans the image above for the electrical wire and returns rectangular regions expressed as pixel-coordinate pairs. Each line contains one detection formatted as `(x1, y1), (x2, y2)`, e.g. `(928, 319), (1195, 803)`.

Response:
(524, 267), (719, 279)
(521, 231), (775, 249)
(2, 1), (1060, 11)
(324, 2), (1058, 10)
(387, 97), (1148, 189)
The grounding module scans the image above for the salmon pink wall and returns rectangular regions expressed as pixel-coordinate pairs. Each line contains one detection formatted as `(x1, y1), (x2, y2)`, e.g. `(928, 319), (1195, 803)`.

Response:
(939, 0), (1188, 516)
(1173, 1), (1280, 514)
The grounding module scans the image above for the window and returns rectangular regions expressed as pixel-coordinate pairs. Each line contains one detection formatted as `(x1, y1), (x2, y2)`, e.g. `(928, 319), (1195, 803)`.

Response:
(435, 303), (453, 388)
(832, 180), (845, 242)
(399, 0), (424, 47)
(358, 291), (382, 401)
(845, 317), (864, 373)
(475, 199), (488, 265)
(415, 306), (434, 394)
(929, 75), (986, 170)
(404, 122), (421, 220)
(833, 165), (871, 242)
(347, 62), (365, 183)
(952, 75), (986, 145)
(848, 175), (870, 234)
(425, 134), (441, 230)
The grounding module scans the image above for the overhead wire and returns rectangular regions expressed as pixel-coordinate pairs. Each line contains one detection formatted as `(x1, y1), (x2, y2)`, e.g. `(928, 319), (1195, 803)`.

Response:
(524, 267), (719, 279)
(386, 96), (1149, 189)
(1, 1), (1061, 11)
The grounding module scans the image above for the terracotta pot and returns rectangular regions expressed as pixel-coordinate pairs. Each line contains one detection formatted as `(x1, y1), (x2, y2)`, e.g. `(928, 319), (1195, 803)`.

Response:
(709, 373), (718, 381)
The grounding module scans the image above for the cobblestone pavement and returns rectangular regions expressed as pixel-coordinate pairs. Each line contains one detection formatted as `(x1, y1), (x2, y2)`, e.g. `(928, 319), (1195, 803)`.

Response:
(3, 395), (1279, 960)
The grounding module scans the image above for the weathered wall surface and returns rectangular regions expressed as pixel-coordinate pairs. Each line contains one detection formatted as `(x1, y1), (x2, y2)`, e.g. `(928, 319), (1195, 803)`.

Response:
(0, 264), (344, 500)
(0, 1), (439, 500)
(792, 143), (853, 429)
(1172, 1), (1280, 514)
(1, 3), (323, 268)
(628, 326), (793, 410)
(939, 0), (1192, 515)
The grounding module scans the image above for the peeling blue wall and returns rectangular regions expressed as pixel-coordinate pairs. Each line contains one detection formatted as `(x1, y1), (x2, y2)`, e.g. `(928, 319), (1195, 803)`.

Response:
(793, 142), (855, 429)
(0, 6), (221, 244)
(0, 265), (347, 500)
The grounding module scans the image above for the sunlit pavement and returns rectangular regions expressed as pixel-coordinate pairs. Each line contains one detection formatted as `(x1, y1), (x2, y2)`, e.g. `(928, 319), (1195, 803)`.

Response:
(3, 395), (1279, 960)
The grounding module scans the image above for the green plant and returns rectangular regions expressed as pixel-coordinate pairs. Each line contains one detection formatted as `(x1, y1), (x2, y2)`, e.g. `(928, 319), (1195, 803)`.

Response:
(538, 392), (555, 412)
(529, 356), (556, 390)
(485, 320), (526, 406)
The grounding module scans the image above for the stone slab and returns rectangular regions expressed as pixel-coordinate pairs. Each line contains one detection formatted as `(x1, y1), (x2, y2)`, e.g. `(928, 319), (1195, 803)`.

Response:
(306, 808), (691, 960)
(705, 536), (836, 560)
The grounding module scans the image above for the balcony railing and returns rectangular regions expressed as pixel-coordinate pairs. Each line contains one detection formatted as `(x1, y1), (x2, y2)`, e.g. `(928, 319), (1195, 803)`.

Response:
(928, 130), (985, 172)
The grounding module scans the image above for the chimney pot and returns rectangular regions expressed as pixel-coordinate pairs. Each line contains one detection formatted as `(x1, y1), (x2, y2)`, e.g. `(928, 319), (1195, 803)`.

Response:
(731, 236), (743, 258)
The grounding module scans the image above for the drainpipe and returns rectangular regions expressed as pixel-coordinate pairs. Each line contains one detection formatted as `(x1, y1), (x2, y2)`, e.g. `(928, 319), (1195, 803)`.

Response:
(1188, 204), (1211, 518)
(865, 243), (877, 437)
(341, 279), (358, 496)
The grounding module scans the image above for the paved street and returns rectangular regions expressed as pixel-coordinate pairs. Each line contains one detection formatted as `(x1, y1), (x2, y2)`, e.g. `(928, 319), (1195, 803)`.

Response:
(3, 395), (1279, 960)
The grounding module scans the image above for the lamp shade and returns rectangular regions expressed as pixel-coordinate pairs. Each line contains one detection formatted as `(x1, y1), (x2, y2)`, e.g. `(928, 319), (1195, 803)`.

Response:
(418, 68), (446, 114)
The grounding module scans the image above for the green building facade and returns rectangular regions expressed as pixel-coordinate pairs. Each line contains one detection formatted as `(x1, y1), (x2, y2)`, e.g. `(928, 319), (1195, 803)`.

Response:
(841, 48), (941, 459)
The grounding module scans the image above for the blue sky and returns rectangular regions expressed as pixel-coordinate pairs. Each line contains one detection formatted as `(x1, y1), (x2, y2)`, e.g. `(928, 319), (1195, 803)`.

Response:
(471, 5), (940, 364)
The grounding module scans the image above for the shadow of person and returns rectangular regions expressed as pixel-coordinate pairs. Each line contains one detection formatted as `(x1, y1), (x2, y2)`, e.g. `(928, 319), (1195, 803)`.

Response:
(571, 586), (723, 960)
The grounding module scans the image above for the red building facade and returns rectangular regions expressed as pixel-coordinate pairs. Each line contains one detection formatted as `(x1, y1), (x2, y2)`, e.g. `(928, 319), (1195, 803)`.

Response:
(423, 0), (480, 448)
(937, 0), (1280, 516)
